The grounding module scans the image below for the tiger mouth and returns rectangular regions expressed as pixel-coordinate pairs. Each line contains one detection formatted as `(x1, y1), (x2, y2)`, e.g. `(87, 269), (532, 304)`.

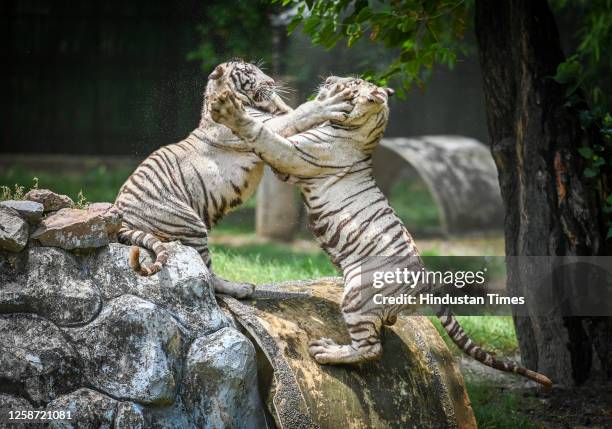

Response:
(253, 85), (274, 102)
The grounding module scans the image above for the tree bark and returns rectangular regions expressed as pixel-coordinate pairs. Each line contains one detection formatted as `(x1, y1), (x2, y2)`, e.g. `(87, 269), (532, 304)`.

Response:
(474, 0), (612, 385)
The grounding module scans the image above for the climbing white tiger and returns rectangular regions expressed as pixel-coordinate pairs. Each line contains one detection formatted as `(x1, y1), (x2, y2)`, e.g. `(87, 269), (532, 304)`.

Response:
(209, 76), (552, 386)
(115, 60), (354, 298)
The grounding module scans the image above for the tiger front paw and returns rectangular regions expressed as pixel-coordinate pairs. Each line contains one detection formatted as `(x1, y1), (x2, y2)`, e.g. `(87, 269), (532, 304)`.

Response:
(317, 84), (357, 123)
(210, 90), (249, 133)
(308, 338), (382, 364)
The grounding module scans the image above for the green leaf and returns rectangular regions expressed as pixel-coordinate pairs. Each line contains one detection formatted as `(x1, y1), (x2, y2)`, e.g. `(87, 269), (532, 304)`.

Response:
(553, 59), (582, 84)
(578, 146), (594, 159)
(584, 167), (599, 178)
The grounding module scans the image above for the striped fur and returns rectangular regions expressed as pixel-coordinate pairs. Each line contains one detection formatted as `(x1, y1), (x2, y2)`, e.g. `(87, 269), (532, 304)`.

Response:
(115, 61), (354, 298)
(211, 76), (552, 386)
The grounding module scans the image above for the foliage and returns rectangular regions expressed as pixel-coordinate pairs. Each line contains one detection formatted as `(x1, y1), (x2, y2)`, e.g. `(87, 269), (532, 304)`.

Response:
(188, 1), (277, 71)
(277, 0), (471, 97)
(0, 178), (37, 201)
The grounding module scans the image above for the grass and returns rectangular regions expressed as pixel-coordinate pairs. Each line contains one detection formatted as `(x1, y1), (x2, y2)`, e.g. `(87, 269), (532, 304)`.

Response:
(466, 382), (537, 429)
(429, 315), (518, 355)
(210, 241), (338, 284)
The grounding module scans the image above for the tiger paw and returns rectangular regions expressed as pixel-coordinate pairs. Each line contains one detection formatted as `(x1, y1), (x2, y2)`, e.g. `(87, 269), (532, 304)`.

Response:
(210, 90), (249, 133)
(308, 338), (382, 364)
(212, 276), (255, 299)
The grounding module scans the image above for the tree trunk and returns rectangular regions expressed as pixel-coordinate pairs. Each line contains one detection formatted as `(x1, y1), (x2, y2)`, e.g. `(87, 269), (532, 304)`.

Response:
(474, 0), (612, 385)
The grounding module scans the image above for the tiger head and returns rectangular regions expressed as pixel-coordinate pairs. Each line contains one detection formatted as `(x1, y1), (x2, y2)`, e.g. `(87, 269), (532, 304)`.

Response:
(204, 60), (291, 117)
(319, 76), (393, 153)
(322, 76), (393, 123)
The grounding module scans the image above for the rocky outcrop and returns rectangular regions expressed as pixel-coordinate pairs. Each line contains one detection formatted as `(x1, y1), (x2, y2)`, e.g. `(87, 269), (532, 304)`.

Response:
(0, 200), (44, 224)
(0, 205), (29, 252)
(31, 203), (122, 250)
(25, 188), (74, 212)
(0, 195), (123, 253)
(0, 242), (265, 428)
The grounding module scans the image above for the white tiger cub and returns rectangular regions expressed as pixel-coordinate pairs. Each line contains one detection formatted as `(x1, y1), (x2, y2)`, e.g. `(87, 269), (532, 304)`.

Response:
(209, 76), (552, 386)
(115, 60), (354, 298)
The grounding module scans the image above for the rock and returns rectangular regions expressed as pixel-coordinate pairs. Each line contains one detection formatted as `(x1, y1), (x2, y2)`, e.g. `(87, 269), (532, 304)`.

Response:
(87, 202), (122, 240)
(0, 247), (102, 326)
(180, 327), (266, 428)
(0, 205), (29, 252)
(220, 279), (478, 429)
(47, 388), (144, 429)
(25, 188), (73, 212)
(0, 200), (44, 224)
(31, 204), (123, 250)
(66, 295), (187, 405)
(0, 393), (32, 409)
(0, 314), (81, 405)
(86, 242), (229, 336)
(0, 243), (264, 427)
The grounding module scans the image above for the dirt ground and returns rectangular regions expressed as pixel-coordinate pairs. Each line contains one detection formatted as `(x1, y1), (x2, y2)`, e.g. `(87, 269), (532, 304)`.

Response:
(461, 357), (612, 428)
(522, 384), (612, 428)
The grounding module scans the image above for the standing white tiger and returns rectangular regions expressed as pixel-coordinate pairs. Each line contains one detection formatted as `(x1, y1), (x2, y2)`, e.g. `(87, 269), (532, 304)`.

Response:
(115, 60), (354, 298)
(210, 76), (552, 386)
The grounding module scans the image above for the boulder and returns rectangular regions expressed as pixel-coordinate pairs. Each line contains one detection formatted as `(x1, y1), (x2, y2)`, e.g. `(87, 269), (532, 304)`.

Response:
(0, 205), (29, 252)
(0, 314), (82, 405)
(47, 388), (145, 429)
(0, 246), (102, 326)
(0, 242), (264, 427)
(180, 327), (266, 428)
(25, 188), (73, 211)
(0, 200), (44, 224)
(66, 295), (186, 405)
(31, 204), (122, 250)
(86, 242), (229, 336)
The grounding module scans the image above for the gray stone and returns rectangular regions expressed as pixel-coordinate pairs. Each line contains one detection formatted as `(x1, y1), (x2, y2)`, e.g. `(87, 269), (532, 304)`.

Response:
(31, 204), (122, 250)
(180, 327), (266, 429)
(0, 242), (266, 427)
(25, 188), (73, 212)
(47, 388), (144, 429)
(0, 200), (44, 224)
(0, 205), (28, 252)
(0, 393), (32, 409)
(0, 314), (81, 405)
(86, 242), (229, 336)
(0, 247), (102, 326)
(66, 295), (187, 405)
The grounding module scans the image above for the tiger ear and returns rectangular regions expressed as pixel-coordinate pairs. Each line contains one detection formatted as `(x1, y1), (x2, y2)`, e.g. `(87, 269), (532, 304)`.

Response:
(208, 65), (224, 80)
(385, 87), (395, 97)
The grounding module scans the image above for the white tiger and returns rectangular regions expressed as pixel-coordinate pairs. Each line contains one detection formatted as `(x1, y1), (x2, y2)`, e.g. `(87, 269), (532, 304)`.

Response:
(115, 60), (354, 298)
(209, 76), (552, 386)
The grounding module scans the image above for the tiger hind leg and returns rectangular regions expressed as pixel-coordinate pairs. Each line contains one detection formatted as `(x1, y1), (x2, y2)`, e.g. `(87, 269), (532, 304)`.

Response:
(308, 312), (383, 365)
(194, 241), (255, 299)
